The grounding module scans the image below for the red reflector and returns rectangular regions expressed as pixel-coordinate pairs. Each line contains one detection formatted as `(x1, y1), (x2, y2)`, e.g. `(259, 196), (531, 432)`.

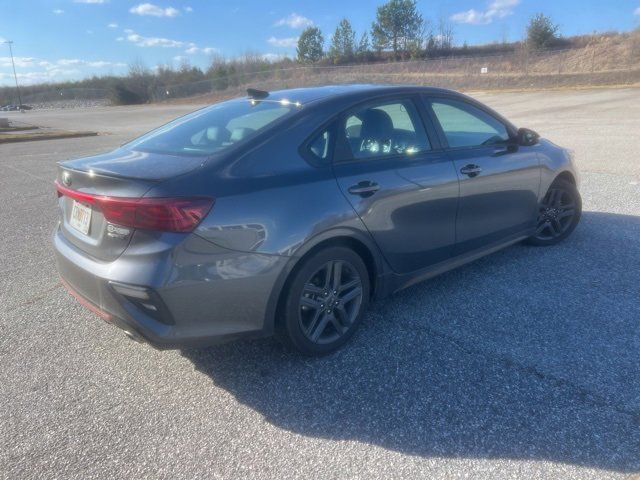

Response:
(55, 181), (214, 233)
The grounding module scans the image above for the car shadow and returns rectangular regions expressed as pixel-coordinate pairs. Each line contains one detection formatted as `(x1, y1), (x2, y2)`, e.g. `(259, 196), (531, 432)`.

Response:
(180, 211), (640, 473)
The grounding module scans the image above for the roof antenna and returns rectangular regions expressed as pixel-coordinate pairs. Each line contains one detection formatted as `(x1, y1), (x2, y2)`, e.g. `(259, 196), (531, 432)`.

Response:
(247, 88), (269, 100)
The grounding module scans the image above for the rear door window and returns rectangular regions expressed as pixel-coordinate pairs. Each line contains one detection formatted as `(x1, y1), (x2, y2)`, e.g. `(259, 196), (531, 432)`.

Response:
(342, 100), (431, 160)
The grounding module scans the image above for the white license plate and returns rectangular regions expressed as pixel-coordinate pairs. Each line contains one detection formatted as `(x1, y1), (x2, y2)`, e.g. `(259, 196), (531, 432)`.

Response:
(70, 200), (92, 235)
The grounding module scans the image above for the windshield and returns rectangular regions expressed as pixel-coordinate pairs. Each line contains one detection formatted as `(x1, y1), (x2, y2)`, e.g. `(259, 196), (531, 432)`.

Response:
(124, 99), (297, 156)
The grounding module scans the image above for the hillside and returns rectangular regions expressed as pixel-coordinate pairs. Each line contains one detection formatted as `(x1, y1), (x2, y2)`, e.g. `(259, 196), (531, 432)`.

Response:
(2, 31), (639, 107)
(171, 31), (640, 105)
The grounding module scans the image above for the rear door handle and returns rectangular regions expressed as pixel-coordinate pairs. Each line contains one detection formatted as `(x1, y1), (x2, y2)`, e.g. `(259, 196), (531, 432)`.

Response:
(348, 181), (380, 197)
(460, 164), (482, 177)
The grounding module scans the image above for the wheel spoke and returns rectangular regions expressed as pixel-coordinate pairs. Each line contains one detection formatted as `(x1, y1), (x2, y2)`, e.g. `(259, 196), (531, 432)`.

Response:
(302, 283), (324, 296)
(557, 208), (575, 220)
(309, 313), (330, 342)
(548, 219), (560, 236)
(300, 295), (322, 310)
(553, 218), (565, 234)
(334, 304), (350, 328)
(322, 263), (332, 289)
(535, 221), (550, 235)
(338, 278), (360, 293)
(340, 286), (362, 304)
(305, 309), (323, 338)
(331, 261), (342, 291)
(330, 313), (348, 334)
(541, 190), (552, 207)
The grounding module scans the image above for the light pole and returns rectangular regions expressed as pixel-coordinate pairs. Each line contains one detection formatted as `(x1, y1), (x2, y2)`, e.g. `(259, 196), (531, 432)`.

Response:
(2, 40), (23, 107)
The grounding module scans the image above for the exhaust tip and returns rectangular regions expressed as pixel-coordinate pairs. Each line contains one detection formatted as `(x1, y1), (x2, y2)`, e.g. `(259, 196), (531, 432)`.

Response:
(123, 330), (143, 343)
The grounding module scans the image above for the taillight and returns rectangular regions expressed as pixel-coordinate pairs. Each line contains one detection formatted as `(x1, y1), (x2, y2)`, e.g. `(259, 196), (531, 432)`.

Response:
(55, 181), (214, 233)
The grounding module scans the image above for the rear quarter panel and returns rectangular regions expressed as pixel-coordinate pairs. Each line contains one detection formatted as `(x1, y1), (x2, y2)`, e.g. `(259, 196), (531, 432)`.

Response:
(143, 106), (374, 259)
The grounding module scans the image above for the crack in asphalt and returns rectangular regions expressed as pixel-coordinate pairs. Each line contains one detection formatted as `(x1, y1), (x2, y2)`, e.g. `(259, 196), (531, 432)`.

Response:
(422, 324), (640, 421)
(3, 282), (63, 314)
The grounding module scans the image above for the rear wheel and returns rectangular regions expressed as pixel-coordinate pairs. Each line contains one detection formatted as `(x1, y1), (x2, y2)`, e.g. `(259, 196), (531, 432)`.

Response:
(278, 246), (370, 355)
(526, 178), (581, 246)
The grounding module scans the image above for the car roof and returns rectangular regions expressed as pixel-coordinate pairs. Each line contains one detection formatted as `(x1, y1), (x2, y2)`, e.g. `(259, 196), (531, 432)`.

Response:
(249, 84), (462, 106)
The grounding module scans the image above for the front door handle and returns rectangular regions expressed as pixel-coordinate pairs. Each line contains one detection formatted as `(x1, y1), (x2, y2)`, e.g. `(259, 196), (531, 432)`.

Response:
(348, 181), (380, 197)
(460, 164), (482, 177)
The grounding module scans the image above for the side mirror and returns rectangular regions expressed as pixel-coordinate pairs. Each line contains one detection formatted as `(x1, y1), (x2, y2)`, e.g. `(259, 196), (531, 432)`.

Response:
(517, 127), (540, 146)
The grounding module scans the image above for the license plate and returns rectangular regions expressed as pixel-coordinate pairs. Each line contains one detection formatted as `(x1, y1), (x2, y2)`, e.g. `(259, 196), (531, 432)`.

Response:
(70, 200), (92, 235)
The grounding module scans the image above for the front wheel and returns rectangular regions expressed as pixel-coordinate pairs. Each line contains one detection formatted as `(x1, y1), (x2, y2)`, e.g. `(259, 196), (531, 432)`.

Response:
(526, 178), (581, 246)
(277, 246), (370, 355)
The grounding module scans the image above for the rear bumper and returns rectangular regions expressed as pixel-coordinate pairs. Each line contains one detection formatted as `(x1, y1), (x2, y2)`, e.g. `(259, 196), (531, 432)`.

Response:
(53, 223), (289, 349)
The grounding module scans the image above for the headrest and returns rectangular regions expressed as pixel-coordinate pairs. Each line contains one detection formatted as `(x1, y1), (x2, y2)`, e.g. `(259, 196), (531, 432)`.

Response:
(359, 109), (394, 140)
(229, 127), (255, 143)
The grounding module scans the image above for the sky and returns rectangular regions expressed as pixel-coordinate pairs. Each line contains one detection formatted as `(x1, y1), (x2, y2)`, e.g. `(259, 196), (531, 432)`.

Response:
(1, 0), (639, 86)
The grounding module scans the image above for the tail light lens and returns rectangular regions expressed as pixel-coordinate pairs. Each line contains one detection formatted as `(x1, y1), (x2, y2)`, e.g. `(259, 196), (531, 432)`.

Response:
(55, 181), (214, 233)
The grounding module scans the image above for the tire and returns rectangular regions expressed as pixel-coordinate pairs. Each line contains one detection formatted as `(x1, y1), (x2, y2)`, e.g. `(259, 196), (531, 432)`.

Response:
(526, 178), (581, 246)
(277, 246), (370, 355)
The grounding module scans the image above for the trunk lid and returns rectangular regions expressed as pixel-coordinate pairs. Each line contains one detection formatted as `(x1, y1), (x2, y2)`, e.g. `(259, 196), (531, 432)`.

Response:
(56, 165), (156, 261)
(62, 148), (209, 181)
(57, 148), (210, 261)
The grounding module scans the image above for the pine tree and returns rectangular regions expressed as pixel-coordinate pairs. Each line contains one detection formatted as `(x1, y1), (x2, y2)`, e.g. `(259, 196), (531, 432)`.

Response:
(371, 0), (424, 59)
(356, 32), (371, 62)
(329, 19), (356, 64)
(297, 27), (325, 63)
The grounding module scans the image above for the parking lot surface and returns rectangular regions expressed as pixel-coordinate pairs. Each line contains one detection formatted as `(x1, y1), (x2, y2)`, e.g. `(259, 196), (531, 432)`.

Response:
(1, 88), (639, 479)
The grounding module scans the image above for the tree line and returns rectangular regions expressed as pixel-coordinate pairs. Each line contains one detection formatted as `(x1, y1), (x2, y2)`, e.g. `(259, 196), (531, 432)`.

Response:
(1, 0), (563, 105)
(297, 0), (561, 64)
(297, 0), (453, 65)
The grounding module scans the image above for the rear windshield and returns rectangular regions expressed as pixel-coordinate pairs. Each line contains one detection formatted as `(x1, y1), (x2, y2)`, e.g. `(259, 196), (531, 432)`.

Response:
(124, 99), (297, 156)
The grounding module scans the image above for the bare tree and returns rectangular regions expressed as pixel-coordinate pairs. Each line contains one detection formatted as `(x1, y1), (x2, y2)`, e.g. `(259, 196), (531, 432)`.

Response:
(437, 17), (455, 51)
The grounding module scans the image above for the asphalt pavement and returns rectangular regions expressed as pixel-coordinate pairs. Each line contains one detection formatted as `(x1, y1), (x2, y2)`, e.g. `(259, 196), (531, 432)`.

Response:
(1, 88), (639, 479)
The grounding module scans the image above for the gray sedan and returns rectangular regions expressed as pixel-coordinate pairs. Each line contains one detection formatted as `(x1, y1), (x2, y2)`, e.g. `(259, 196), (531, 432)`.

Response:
(53, 85), (581, 355)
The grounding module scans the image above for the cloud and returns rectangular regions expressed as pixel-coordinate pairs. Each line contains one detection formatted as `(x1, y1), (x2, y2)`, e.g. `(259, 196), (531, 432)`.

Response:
(55, 59), (125, 68)
(0, 70), (78, 85)
(262, 53), (286, 62)
(107, 22), (118, 28)
(0, 57), (36, 68)
(267, 36), (298, 48)
(53, 9), (64, 14)
(129, 3), (180, 17)
(0, 56), (127, 85)
(121, 29), (216, 55)
(184, 6), (193, 13)
(274, 13), (313, 29)
(123, 30), (186, 47)
(57, 59), (83, 66)
(634, 7), (640, 16)
(451, 0), (520, 25)
(185, 46), (218, 55)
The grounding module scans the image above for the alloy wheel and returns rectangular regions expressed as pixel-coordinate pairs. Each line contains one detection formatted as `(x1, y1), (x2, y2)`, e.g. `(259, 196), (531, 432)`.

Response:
(534, 187), (576, 241)
(298, 260), (363, 344)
